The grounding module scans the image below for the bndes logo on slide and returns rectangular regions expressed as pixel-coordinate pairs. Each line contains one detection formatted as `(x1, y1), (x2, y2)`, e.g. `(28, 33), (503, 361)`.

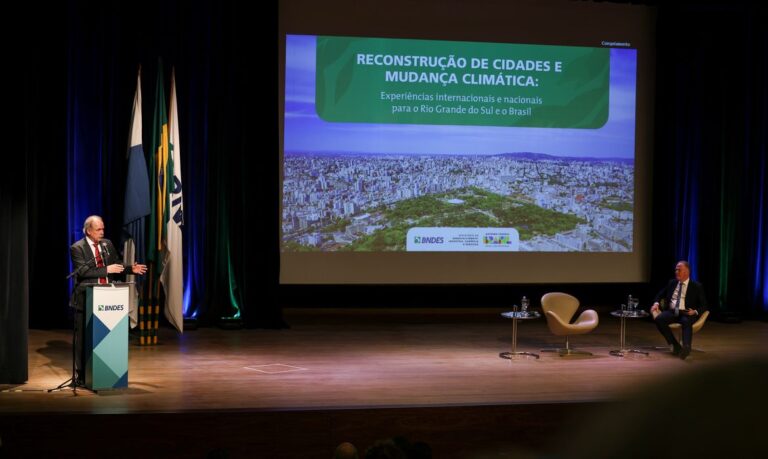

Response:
(414, 236), (444, 244)
(97, 304), (124, 312)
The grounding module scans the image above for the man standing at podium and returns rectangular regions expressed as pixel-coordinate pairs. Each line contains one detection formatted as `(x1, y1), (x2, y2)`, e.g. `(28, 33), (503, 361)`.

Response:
(70, 215), (147, 384)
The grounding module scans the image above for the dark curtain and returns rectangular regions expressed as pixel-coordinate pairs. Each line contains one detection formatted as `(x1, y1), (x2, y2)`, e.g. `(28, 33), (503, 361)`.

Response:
(23, 1), (282, 330)
(651, 2), (768, 318)
(0, 152), (29, 384)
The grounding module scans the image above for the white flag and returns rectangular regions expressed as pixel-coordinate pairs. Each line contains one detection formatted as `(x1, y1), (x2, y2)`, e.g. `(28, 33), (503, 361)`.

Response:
(123, 67), (150, 329)
(161, 68), (184, 333)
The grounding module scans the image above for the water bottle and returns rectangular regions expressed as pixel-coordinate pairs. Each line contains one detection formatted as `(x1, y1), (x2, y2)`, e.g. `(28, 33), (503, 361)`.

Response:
(521, 296), (529, 313)
(628, 294), (633, 311)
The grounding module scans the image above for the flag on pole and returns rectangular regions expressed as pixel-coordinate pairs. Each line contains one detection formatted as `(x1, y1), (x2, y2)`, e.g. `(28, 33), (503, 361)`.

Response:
(123, 66), (150, 329)
(161, 68), (184, 333)
(148, 61), (171, 343)
(148, 61), (169, 273)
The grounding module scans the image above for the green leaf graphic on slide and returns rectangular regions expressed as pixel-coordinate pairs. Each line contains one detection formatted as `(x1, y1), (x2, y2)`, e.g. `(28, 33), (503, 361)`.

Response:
(547, 48), (610, 128)
(533, 86), (609, 128)
(558, 49), (608, 84)
(316, 36), (359, 114)
(335, 57), (355, 105)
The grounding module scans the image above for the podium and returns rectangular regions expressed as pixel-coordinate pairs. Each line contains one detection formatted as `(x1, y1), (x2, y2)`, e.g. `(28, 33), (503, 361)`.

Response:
(84, 284), (130, 390)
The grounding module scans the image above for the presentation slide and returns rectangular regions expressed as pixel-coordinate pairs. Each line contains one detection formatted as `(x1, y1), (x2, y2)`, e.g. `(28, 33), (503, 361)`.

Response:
(283, 35), (636, 253)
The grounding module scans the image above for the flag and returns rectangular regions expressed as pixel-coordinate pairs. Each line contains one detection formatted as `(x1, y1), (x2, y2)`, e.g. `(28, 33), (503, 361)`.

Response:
(161, 68), (184, 333)
(148, 61), (169, 272)
(148, 61), (171, 342)
(123, 67), (150, 329)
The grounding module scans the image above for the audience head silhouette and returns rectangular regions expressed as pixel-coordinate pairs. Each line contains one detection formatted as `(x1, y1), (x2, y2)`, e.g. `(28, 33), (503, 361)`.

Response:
(334, 441), (359, 459)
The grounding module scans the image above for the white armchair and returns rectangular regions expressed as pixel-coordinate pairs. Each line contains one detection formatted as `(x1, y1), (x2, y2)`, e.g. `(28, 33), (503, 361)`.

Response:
(541, 292), (599, 356)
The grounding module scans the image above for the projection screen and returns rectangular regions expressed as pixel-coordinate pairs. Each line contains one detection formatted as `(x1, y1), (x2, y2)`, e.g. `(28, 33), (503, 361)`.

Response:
(279, 0), (655, 284)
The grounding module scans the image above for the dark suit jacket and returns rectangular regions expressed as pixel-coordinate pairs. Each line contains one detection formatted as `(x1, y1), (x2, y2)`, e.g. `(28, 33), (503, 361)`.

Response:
(654, 278), (708, 315)
(70, 237), (128, 309)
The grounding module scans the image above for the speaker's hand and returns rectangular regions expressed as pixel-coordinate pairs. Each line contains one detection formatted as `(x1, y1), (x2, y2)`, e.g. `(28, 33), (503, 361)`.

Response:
(107, 264), (125, 274)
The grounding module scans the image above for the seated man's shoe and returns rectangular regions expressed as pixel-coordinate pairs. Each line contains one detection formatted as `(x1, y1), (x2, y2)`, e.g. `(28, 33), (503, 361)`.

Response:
(680, 346), (691, 360)
(671, 344), (682, 356)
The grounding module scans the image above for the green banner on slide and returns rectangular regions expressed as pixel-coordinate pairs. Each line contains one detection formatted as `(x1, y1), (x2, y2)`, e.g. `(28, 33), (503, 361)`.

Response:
(316, 36), (610, 128)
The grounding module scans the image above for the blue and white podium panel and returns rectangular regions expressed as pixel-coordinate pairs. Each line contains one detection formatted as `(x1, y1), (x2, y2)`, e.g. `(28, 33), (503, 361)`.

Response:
(85, 284), (129, 390)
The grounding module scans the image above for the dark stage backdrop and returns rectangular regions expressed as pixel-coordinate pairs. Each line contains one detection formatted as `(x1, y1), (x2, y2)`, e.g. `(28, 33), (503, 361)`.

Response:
(17, 0), (281, 331)
(650, 2), (768, 319)
(3, 1), (767, 381)
(1, 150), (29, 384)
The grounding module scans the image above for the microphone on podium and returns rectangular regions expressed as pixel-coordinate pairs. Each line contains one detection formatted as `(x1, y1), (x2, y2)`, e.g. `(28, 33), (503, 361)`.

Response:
(100, 241), (111, 260)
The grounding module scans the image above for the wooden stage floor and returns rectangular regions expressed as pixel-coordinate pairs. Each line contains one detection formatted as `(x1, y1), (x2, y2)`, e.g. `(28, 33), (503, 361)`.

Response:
(2, 309), (767, 458)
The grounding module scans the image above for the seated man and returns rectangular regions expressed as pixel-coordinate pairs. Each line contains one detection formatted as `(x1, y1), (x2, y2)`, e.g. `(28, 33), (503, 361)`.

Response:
(650, 260), (708, 360)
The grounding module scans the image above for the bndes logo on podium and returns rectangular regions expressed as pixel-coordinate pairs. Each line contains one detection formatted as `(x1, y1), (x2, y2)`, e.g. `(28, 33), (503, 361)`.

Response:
(407, 227), (519, 251)
(93, 287), (128, 329)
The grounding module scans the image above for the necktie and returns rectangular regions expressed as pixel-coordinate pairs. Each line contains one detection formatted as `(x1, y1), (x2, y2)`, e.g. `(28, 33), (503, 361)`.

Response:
(673, 281), (683, 317)
(94, 243), (107, 284)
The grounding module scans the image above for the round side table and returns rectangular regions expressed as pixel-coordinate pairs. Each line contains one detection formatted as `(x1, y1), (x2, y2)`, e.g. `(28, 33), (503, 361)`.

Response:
(500, 310), (541, 360)
(609, 309), (650, 357)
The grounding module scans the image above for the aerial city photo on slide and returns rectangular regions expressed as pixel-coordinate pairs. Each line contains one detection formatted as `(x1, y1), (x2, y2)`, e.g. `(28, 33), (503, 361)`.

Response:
(282, 34), (637, 253)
